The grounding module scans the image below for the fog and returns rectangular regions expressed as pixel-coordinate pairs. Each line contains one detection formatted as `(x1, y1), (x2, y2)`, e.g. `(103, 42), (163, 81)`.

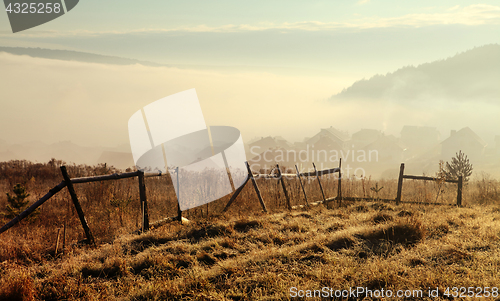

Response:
(0, 49), (499, 180)
(0, 51), (498, 148)
(0, 52), (347, 147)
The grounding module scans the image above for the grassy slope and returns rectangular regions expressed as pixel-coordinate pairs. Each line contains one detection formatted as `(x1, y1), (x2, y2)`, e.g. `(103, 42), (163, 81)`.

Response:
(1, 200), (500, 300)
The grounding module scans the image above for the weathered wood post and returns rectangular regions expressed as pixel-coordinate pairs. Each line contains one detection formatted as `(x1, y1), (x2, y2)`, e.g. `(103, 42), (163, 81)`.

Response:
(457, 175), (463, 207)
(222, 176), (250, 212)
(295, 164), (309, 206)
(313, 163), (326, 202)
(62, 222), (66, 254)
(246, 161), (268, 213)
(337, 158), (342, 205)
(137, 170), (149, 231)
(176, 167), (182, 223)
(396, 163), (405, 205)
(60, 166), (95, 246)
(55, 228), (61, 255)
(277, 164), (291, 210)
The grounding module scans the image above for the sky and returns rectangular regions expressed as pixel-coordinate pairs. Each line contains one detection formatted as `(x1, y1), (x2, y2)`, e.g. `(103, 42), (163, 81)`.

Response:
(0, 1), (499, 149)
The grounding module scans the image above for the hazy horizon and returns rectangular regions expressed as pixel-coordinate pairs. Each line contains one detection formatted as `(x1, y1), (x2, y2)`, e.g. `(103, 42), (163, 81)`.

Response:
(0, 46), (498, 148)
(1, 1), (499, 161)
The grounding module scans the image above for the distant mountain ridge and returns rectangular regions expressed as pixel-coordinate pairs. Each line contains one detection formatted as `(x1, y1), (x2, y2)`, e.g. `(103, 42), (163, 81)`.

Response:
(0, 46), (165, 67)
(331, 44), (500, 103)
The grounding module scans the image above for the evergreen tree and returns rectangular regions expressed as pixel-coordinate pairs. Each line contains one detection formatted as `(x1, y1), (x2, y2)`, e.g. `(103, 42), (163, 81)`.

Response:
(3, 184), (37, 221)
(444, 150), (473, 181)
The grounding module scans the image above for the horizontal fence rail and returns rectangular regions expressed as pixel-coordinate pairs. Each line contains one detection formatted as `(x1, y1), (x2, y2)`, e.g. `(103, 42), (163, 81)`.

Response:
(0, 168), (162, 239)
(1, 161), (345, 237)
(1, 160), (465, 242)
(254, 167), (340, 179)
(396, 163), (463, 206)
(402, 175), (459, 183)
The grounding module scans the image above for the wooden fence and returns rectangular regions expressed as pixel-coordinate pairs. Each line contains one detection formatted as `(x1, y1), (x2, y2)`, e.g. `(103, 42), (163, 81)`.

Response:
(0, 167), (165, 244)
(395, 163), (463, 206)
(0, 160), (343, 242)
(222, 160), (343, 212)
(0, 160), (464, 244)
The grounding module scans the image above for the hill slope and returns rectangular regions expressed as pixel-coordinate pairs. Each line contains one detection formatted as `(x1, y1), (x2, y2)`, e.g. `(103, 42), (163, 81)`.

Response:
(332, 44), (500, 103)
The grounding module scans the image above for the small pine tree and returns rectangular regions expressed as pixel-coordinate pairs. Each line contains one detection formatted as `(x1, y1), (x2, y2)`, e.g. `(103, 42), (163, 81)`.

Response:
(444, 150), (473, 181)
(3, 184), (38, 221)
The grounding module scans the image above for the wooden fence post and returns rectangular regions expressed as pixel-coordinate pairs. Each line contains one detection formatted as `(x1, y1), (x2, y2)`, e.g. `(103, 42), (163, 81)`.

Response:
(277, 164), (291, 210)
(246, 162), (268, 213)
(138, 170), (149, 231)
(313, 163), (326, 202)
(62, 222), (66, 254)
(60, 166), (95, 246)
(396, 163), (405, 205)
(55, 228), (61, 255)
(337, 158), (342, 205)
(295, 165), (309, 206)
(457, 176), (463, 207)
(176, 167), (182, 223)
(222, 176), (250, 213)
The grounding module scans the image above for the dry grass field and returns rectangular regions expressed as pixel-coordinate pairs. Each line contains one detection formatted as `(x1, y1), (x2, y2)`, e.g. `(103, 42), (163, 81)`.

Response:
(1, 160), (500, 300)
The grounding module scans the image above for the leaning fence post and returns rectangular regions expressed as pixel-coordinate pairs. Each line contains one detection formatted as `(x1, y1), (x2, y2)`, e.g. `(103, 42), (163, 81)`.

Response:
(337, 158), (342, 205)
(222, 176), (250, 213)
(457, 176), (463, 207)
(295, 165), (309, 206)
(60, 166), (95, 246)
(246, 161), (268, 213)
(313, 162), (326, 202)
(396, 163), (405, 205)
(277, 164), (291, 210)
(138, 170), (149, 231)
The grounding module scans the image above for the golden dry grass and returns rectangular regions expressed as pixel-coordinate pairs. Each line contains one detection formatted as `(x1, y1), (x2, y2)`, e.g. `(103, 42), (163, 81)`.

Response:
(1, 161), (500, 300)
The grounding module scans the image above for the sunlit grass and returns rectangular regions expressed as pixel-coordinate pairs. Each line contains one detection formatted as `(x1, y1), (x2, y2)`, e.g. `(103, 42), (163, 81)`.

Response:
(0, 161), (500, 300)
